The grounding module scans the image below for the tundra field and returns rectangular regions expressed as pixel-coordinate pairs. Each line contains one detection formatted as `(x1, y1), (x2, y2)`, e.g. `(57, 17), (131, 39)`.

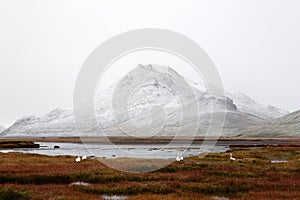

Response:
(1, 146), (300, 200)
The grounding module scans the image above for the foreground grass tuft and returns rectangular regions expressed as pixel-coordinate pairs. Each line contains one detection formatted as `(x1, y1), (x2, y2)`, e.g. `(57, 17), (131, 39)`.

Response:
(0, 187), (31, 200)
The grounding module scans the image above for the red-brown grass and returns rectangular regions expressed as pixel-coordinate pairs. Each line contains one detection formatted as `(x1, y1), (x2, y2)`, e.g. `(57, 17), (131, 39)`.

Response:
(1, 147), (300, 199)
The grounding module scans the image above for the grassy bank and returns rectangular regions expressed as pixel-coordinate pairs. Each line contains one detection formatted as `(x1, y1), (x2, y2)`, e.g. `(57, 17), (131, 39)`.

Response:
(0, 147), (300, 199)
(0, 141), (39, 149)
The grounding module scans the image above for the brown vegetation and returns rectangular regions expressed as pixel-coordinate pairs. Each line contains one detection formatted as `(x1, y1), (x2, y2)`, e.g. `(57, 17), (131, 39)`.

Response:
(0, 147), (300, 199)
(0, 141), (39, 149)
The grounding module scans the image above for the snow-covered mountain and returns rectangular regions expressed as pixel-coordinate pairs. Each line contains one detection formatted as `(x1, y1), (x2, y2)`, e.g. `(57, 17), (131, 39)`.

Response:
(1, 64), (287, 138)
(2, 109), (75, 137)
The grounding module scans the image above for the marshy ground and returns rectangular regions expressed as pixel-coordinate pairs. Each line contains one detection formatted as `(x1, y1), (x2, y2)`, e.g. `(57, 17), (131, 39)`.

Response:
(0, 146), (300, 199)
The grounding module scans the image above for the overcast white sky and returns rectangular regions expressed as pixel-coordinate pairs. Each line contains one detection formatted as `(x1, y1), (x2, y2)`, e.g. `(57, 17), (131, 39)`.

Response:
(0, 0), (299, 127)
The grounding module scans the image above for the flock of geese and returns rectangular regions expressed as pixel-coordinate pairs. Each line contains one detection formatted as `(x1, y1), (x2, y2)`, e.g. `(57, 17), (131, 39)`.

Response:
(75, 155), (87, 163)
(74, 152), (237, 163)
(175, 152), (237, 162)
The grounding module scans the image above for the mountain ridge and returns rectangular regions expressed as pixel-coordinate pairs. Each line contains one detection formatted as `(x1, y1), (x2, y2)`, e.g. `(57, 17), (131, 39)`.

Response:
(226, 92), (288, 120)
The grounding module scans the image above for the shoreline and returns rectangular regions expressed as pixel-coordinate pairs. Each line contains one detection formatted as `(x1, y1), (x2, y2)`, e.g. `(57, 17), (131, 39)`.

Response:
(1, 137), (300, 147)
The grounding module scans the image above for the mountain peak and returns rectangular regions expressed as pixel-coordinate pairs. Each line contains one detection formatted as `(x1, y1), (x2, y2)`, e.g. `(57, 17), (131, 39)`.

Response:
(131, 64), (183, 81)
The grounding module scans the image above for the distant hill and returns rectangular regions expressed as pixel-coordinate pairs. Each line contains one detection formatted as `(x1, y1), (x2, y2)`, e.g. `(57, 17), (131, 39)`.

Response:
(276, 110), (300, 125)
(241, 110), (300, 137)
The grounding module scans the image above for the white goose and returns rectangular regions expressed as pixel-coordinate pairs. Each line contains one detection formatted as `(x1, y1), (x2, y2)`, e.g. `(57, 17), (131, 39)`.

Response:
(179, 153), (184, 161)
(176, 152), (184, 162)
(75, 156), (81, 163)
(230, 153), (236, 161)
(82, 150), (88, 160)
(82, 155), (87, 160)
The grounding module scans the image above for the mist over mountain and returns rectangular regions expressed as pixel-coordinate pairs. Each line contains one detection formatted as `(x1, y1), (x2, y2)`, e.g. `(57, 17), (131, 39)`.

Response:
(0, 125), (5, 133)
(1, 64), (292, 138)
